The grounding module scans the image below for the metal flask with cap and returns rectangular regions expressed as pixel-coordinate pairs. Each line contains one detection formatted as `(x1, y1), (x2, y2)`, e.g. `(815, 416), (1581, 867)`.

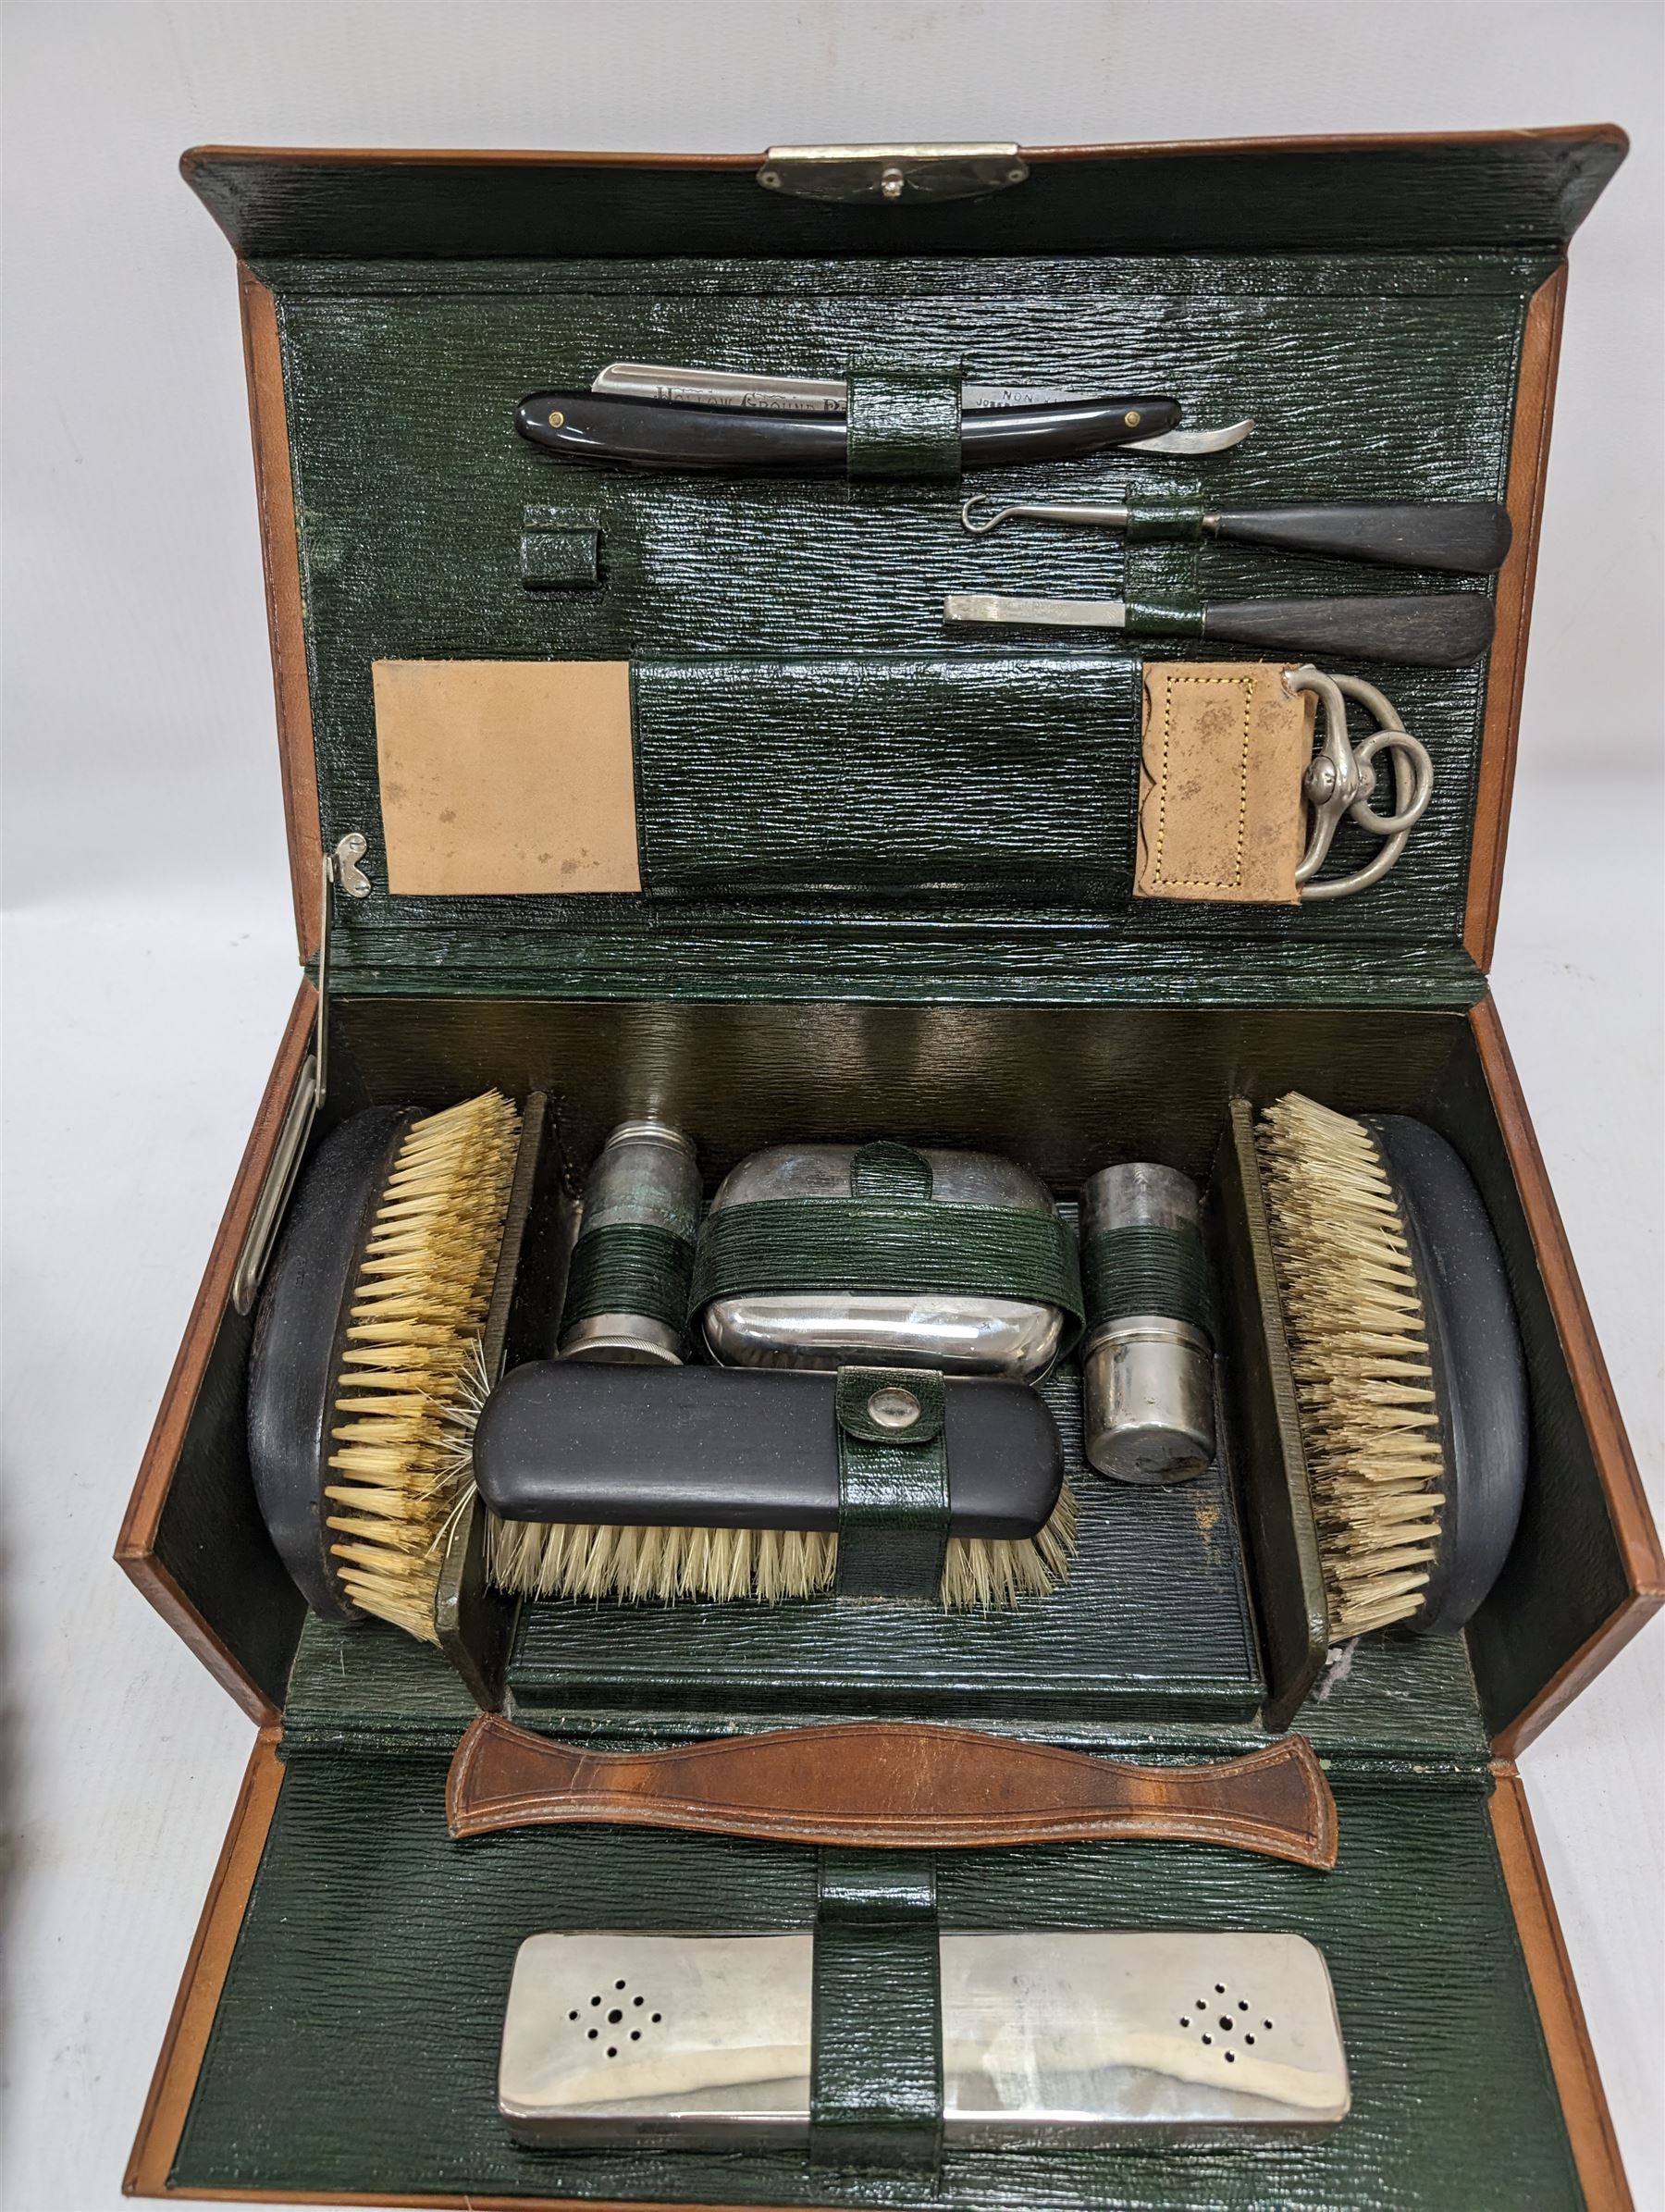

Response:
(558, 1121), (704, 1365)
(693, 1141), (1079, 1379)
(1079, 1164), (1217, 1483)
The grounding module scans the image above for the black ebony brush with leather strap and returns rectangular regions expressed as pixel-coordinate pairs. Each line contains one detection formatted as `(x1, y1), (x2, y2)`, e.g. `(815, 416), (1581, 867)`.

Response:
(246, 1096), (1074, 1633)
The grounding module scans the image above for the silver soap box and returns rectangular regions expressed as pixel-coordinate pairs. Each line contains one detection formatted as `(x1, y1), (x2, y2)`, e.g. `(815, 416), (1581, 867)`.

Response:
(697, 1143), (1068, 1379)
(500, 1929), (1350, 2149)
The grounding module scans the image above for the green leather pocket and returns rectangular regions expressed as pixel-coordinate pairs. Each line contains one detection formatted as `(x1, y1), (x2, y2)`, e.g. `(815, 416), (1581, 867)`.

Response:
(632, 655), (1139, 899)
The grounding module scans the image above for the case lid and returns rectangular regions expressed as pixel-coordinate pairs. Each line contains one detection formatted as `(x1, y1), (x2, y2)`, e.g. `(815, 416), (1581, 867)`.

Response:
(189, 130), (1624, 1009)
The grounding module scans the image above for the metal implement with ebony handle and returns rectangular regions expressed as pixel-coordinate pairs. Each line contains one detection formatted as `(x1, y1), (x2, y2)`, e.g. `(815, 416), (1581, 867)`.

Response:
(944, 589), (1495, 666)
(961, 495), (1513, 575)
(515, 389), (1186, 474)
(588, 360), (1255, 456)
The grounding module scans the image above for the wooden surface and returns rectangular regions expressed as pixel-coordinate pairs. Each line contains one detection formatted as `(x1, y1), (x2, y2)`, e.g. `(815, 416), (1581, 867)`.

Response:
(1465, 266), (1568, 967)
(1474, 997), (1665, 1757)
(1491, 1763), (1633, 2212)
(113, 981), (317, 1724)
(124, 1734), (287, 2199)
(239, 266), (322, 964)
(446, 1715), (1338, 1865)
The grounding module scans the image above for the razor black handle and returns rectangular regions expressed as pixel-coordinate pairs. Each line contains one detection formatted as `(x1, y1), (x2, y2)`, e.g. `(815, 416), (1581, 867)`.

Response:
(472, 1360), (1062, 1538)
(1128, 593), (1494, 666)
(1209, 500), (1512, 575)
(515, 389), (1182, 474)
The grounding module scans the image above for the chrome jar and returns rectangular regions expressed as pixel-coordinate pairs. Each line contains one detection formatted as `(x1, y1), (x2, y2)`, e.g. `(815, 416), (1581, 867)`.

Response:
(1079, 1163), (1215, 1483)
(559, 1120), (701, 1365)
(695, 1141), (1078, 1379)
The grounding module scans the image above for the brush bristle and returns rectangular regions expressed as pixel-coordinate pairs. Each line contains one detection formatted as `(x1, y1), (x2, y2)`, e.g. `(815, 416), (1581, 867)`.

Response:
(1256, 1093), (1446, 1640)
(484, 1483), (1077, 1610)
(321, 1092), (522, 1640)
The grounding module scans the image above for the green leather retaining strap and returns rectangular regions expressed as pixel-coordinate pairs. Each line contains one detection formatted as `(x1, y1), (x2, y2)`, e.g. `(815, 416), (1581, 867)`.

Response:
(849, 1139), (933, 1202)
(834, 1367), (950, 1600)
(1122, 500), (1208, 544)
(809, 1847), (944, 2175)
(689, 1202), (1085, 1345)
(518, 503), (601, 588)
(1122, 599), (1206, 638)
(558, 1222), (694, 1336)
(845, 364), (962, 478)
(1082, 1224), (1213, 1340)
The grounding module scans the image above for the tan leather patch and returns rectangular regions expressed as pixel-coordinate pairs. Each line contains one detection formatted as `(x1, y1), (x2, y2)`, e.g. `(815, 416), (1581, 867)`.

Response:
(1136, 662), (1314, 906)
(373, 659), (640, 896)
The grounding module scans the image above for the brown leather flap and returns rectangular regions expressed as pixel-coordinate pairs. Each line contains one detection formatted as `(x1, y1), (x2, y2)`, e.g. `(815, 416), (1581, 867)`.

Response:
(446, 1714), (1338, 1868)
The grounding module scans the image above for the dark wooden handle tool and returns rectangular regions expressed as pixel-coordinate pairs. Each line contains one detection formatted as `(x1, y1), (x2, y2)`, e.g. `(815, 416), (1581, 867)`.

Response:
(945, 588), (1494, 666)
(1206, 500), (1511, 575)
(515, 389), (1183, 474)
(963, 496), (1512, 575)
(446, 1714), (1338, 1868)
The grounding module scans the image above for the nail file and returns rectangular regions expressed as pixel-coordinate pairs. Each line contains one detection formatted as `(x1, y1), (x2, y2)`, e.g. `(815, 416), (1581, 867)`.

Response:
(500, 1930), (1350, 2148)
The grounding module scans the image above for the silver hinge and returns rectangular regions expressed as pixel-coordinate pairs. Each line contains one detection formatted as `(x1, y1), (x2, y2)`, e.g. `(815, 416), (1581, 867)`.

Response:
(757, 142), (1028, 204)
(230, 834), (372, 1316)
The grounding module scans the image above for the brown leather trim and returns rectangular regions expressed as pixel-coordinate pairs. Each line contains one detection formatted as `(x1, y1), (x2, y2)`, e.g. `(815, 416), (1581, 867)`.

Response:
(115, 982), (317, 1723)
(181, 122), (1626, 173)
(1490, 1763), (1633, 2211)
(1473, 997), (1665, 1758)
(1465, 265), (1568, 968)
(447, 1714), (1338, 1868)
(239, 263), (323, 962)
(126, 1731), (287, 2196)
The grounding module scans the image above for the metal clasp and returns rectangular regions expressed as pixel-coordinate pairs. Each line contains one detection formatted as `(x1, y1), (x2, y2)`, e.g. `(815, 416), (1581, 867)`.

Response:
(230, 834), (371, 1315)
(1285, 667), (1433, 904)
(757, 142), (1028, 204)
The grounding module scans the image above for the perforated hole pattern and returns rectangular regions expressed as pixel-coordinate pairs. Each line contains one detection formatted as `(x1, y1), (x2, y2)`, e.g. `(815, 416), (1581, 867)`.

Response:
(1176, 1978), (1274, 2066)
(564, 1977), (662, 2060)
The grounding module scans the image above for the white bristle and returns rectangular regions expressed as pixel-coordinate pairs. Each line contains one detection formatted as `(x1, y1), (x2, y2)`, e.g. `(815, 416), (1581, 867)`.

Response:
(321, 1092), (521, 1642)
(481, 1486), (1076, 1610)
(1256, 1092), (1446, 1641)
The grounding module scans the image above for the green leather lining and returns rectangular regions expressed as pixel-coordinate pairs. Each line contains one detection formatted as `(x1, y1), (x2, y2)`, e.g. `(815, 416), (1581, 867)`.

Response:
(559, 1221), (694, 1337)
(1082, 1224), (1213, 1339)
(810, 1849), (943, 2173)
(834, 1367), (950, 1602)
(169, 1749), (1581, 2209)
(845, 364), (961, 479)
(259, 251), (1528, 995)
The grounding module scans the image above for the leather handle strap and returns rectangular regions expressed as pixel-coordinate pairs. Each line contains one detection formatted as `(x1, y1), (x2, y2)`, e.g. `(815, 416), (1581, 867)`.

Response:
(446, 1715), (1338, 1868)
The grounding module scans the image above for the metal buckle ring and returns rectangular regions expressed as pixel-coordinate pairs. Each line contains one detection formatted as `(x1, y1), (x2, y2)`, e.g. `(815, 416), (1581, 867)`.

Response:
(1285, 666), (1434, 903)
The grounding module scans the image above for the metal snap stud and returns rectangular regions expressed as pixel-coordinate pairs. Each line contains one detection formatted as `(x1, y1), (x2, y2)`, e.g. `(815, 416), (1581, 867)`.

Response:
(867, 1386), (922, 1430)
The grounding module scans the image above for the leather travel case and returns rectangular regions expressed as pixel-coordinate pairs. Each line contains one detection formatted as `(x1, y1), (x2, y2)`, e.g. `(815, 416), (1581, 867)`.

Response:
(117, 129), (1661, 2211)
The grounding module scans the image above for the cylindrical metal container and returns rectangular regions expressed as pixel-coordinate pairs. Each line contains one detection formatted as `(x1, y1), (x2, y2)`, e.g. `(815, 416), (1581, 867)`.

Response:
(1079, 1163), (1215, 1484)
(559, 1120), (702, 1365)
(695, 1142), (1077, 1379)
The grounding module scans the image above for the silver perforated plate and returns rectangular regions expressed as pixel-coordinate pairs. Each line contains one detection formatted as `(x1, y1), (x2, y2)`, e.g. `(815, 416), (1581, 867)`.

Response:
(500, 1930), (1350, 2148)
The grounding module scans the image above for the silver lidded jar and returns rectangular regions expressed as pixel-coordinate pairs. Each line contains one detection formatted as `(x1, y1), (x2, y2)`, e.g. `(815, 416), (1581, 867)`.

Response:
(559, 1120), (702, 1366)
(697, 1142), (1070, 1379)
(1080, 1163), (1215, 1484)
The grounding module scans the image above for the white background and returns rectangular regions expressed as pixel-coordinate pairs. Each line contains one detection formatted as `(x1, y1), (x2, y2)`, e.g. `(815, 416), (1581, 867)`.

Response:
(3, 5), (1660, 2207)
